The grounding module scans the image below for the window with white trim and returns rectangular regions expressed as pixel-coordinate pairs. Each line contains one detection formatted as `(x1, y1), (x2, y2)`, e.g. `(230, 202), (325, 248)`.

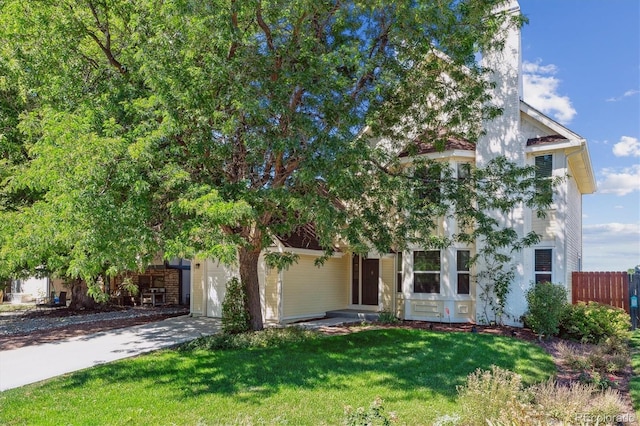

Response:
(535, 154), (553, 203)
(457, 250), (471, 294)
(415, 164), (442, 203)
(457, 162), (471, 180)
(413, 250), (440, 293)
(534, 249), (553, 283)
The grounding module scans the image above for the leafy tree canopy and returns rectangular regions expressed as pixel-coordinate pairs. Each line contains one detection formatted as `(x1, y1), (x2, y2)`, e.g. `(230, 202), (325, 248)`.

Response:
(0, 0), (546, 329)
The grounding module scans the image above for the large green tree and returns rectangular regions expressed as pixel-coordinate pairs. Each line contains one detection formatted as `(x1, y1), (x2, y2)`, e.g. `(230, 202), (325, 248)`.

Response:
(0, 1), (547, 329)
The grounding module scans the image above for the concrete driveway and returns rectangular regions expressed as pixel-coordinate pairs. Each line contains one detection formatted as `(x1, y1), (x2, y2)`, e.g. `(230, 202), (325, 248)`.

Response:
(0, 315), (221, 391)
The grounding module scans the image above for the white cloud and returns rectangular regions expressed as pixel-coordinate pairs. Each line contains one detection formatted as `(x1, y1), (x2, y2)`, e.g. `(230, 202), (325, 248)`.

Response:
(606, 89), (640, 102)
(597, 164), (640, 196)
(613, 136), (640, 157)
(522, 62), (557, 74)
(583, 223), (640, 271)
(522, 60), (577, 124)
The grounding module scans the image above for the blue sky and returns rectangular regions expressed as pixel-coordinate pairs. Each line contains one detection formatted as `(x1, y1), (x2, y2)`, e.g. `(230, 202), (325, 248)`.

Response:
(518, 0), (639, 271)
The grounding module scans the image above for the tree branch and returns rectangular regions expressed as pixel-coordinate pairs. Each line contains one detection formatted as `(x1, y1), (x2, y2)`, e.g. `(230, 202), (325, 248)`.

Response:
(85, 0), (127, 75)
(256, 1), (274, 52)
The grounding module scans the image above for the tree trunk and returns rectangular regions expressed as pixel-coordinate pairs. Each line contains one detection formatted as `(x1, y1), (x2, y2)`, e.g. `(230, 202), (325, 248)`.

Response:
(68, 278), (97, 310)
(238, 246), (264, 331)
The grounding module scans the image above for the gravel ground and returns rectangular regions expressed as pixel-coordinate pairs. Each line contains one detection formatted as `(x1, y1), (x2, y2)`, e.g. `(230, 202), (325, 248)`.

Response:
(0, 305), (189, 336)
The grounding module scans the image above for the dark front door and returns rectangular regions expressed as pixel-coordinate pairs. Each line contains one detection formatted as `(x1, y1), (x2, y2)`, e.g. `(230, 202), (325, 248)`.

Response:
(362, 259), (379, 306)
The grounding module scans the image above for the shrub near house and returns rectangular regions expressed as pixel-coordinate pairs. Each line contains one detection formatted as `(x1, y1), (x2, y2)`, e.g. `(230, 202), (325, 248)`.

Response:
(560, 302), (631, 344)
(524, 282), (568, 339)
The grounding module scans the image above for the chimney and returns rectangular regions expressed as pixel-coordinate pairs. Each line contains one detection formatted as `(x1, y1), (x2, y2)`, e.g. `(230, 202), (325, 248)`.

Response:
(477, 0), (524, 164)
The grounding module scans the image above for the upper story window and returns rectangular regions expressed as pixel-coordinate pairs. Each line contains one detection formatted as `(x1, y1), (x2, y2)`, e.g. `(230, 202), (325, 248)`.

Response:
(534, 249), (553, 284)
(457, 162), (471, 181)
(415, 164), (442, 203)
(535, 154), (553, 203)
(535, 154), (553, 178)
(413, 250), (441, 293)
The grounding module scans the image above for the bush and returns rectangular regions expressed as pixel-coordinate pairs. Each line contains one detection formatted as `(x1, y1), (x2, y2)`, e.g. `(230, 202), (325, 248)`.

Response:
(457, 366), (532, 425)
(524, 282), (568, 339)
(377, 310), (400, 325)
(221, 277), (250, 334)
(456, 367), (626, 425)
(560, 302), (631, 344)
(179, 326), (322, 351)
(531, 380), (625, 422)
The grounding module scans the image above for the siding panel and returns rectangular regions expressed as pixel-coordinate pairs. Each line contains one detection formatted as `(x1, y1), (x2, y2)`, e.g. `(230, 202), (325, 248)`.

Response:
(282, 255), (349, 320)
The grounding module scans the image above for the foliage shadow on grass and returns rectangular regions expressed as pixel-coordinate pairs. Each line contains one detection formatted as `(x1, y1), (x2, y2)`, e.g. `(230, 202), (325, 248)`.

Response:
(53, 328), (553, 405)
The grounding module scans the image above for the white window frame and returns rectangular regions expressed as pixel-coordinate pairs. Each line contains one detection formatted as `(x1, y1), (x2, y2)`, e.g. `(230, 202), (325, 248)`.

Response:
(534, 248), (553, 284)
(413, 250), (441, 294)
(456, 250), (471, 295)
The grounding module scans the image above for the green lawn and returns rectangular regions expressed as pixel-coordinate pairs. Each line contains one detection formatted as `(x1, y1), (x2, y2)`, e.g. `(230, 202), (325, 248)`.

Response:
(630, 330), (640, 418)
(0, 328), (554, 425)
(0, 303), (34, 313)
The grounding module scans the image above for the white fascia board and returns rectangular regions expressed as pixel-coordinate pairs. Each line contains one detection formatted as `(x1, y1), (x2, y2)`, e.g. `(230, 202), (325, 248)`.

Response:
(265, 245), (343, 258)
(399, 150), (475, 164)
(525, 139), (582, 154)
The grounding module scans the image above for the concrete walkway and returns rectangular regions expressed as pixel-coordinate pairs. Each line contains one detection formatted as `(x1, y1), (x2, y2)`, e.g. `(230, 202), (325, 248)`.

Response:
(0, 315), (221, 392)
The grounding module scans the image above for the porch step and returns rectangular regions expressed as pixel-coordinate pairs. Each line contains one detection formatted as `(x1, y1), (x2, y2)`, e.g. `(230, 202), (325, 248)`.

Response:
(325, 309), (380, 322)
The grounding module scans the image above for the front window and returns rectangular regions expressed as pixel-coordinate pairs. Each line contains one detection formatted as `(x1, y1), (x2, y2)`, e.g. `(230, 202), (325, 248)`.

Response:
(535, 249), (553, 283)
(413, 251), (441, 293)
(457, 250), (471, 294)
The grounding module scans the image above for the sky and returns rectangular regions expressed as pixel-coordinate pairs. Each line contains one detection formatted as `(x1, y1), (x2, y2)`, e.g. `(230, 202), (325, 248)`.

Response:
(518, 0), (640, 271)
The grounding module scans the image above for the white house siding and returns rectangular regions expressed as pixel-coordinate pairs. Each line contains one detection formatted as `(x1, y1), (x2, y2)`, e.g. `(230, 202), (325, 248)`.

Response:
(191, 258), (205, 316)
(262, 265), (281, 323)
(475, 1), (527, 326)
(531, 210), (559, 241)
(281, 254), (349, 321)
(564, 172), (583, 300)
(380, 257), (395, 312)
(10, 277), (49, 303)
(203, 259), (239, 317)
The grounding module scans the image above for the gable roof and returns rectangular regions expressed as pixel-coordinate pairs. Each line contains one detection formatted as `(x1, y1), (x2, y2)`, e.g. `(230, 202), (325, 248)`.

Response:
(520, 100), (596, 194)
(276, 224), (324, 251)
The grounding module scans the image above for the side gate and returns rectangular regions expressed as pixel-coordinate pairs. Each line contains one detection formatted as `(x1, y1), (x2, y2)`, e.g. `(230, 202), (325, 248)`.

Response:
(630, 272), (640, 329)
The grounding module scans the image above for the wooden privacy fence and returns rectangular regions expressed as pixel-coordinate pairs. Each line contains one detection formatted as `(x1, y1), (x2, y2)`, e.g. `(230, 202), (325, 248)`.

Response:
(571, 271), (630, 313)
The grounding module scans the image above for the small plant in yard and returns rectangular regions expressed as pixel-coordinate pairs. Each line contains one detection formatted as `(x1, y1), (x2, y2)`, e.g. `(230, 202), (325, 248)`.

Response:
(343, 397), (396, 426)
(221, 277), (250, 334)
(578, 370), (618, 390)
(524, 281), (567, 339)
(530, 380), (625, 423)
(377, 310), (400, 324)
(457, 366), (536, 425)
(455, 365), (627, 425)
